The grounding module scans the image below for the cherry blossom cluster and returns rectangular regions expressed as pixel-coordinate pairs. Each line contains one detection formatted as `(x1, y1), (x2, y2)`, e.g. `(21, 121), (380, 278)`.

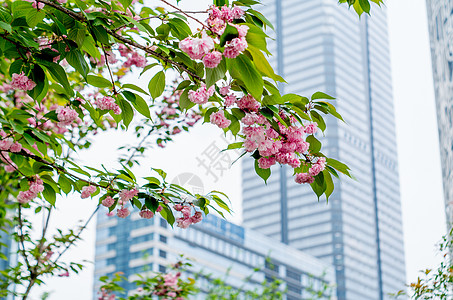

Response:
(56, 106), (79, 126)
(174, 204), (203, 229)
(10, 72), (36, 91)
(81, 185), (97, 198)
(179, 5), (247, 70)
(17, 176), (44, 204)
(154, 272), (185, 300)
(100, 188), (166, 219)
(210, 110), (231, 128)
(188, 83), (214, 104)
(95, 96), (122, 115)
(98, 288), (116, 300)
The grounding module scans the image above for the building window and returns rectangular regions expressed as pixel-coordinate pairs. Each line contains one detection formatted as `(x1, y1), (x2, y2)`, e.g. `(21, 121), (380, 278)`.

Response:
(159, 235), (167, 243)
(159, 265), (166, 273)
(265, 259), (279, 273)
(159, 250), (167, 258)
(160, 218), (167, 228)
(286, 268), (301, 282)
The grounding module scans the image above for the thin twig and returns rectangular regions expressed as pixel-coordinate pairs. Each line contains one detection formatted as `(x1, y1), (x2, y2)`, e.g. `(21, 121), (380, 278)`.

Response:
(159, 0), (208, 31)
(51, 205), (100, 265)
(113, 10), (207, 32)
(17, 205), (32, 270)
(101, 45), (117, 94)
(37, 0), (202, 81)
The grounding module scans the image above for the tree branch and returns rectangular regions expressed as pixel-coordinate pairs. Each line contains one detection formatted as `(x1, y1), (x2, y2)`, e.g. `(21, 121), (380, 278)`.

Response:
(37, 0), (202, 81)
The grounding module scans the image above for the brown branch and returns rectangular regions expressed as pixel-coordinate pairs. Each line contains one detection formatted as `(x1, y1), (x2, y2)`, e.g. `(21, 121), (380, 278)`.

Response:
(37, 0), (202, 81)
(159, 0), (208, 31)
(113, 10), (207, 32)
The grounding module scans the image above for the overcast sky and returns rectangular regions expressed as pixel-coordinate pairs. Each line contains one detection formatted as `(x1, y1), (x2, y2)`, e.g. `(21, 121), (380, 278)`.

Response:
(26, 0), (448, 299)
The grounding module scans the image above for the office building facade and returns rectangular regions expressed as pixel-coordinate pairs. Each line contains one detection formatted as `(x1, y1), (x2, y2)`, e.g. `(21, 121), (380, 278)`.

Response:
(426, 0), (453, 226)
(242, 1), (406, 299)
(94, 212), (335, 299)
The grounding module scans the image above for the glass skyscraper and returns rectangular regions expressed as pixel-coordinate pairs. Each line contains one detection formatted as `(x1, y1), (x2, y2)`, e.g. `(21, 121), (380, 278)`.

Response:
(426, 0), (453, 226)
(242, 1), (406, 299)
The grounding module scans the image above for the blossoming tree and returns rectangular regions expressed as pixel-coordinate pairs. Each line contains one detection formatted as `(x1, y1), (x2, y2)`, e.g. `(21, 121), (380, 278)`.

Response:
(0, 0), (379, 298)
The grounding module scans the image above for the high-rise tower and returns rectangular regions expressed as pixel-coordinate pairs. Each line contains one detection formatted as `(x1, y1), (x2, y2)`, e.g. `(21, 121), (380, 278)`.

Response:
(242, 1), (406, 299)
(425, 0), (453, 226)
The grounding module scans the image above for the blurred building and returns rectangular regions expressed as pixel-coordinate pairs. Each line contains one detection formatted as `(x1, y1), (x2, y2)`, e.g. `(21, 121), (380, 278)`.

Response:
(94, 212), (335, 299)
(425, 0), (453, 226)
(242, 1), (406, 299)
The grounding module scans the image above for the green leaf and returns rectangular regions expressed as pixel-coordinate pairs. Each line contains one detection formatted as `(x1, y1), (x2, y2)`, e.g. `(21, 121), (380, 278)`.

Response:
(226, 142), (243, 150)
(118, 0), (133, 11)
(311, 91), (335, 100)
(0, 21), (11, 33)
(122, 83), (149, 96)
(248, 46), (284, 82)
(228, 54), (263, 101)
(58, 174), (73, 194)
(122, 91), (151, 119)
(152, 168), (167, 180)
(310, 172), (326, 200)
(359, 0), (371, 13)
(323, 169), (334, 201)
(44, 63), (73, 96)
(306, 135), (321, 153)
(219, 24), (239, 47)
(82, 35), (101, 59)
(245, 24), (270, 55)
(26, 9), (45, 27)
(91, 25), (110, 44)
(178, 88), (195, 110)
(159, 205), (175, 226)
(87, 75), (112, 89)
(66, 49), (89, 79)
(311, 111), (326, 132)
(42, 183), (57, 206)
(118, 98), (134, 128)
(205, 58), (226, 88)
(326, 158), (352, 177)
(148, 71), (166, 99)
(246, 9), (274, 30)
(254, 160), (270, 183)
(168, 18), (192, 39)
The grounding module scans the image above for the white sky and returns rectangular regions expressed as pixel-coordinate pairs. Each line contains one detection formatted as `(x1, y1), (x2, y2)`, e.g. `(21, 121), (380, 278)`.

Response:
(26, 0), (448, 299)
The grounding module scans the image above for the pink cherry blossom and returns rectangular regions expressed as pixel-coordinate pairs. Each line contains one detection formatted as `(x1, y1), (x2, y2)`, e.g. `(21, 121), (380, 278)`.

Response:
(81, 185), (96, 199)
(223, 37), (248, 58)
(236, 94), (260, 112)
(139, 209), (154, 219)
(295, 173), (315, 184)
(219, 85), (230, 96)
(101, 196), (115, 207)
(188, 83), (214, 104)
(117, 206), (130, 218)
(304, 122), (318, 134)
(0, 138), (13, 151)
(202, 51), (223, 68)
(9, 142), (22, 153)
(210, 110), (231, 128)
(57, 107), (78, 126)
(95, 96), (122, 115)
(232, 5), (245, 19)
(224, 94), (236, 107)
(179, 32), (215, 60)
(119, 188), (139, 203)
(258, 157), (276, 169)
(10, 72), (36, 91)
